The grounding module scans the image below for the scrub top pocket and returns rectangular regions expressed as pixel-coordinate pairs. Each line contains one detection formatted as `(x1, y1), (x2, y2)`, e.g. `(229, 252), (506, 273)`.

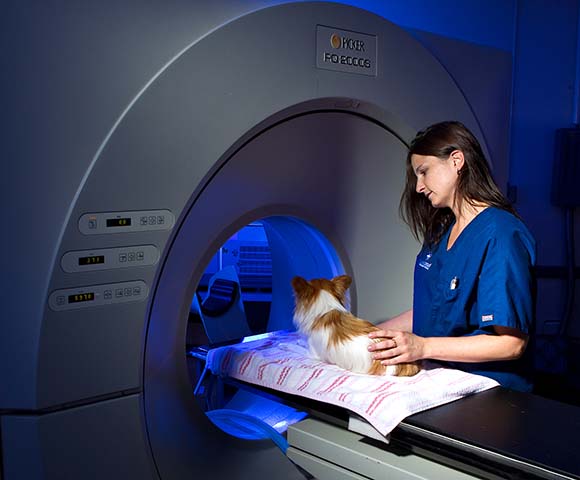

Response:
(428, 276), (462, 336)
(443, 281), (460, 301)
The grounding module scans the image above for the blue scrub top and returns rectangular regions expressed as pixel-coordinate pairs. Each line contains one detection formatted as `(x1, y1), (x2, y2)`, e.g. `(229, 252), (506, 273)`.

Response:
(413, 207), (536, 392)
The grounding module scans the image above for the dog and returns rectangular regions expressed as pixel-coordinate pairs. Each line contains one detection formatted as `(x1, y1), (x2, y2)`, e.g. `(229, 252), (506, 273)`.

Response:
(291, 275), (420, 376)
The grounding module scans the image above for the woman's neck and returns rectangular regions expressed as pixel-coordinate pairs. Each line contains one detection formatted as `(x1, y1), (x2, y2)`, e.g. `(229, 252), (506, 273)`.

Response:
(450, 201), (489, 234)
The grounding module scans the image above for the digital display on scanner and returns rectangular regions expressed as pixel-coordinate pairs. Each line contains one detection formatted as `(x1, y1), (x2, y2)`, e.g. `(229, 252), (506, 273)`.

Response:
(78, 255), (105, 266)
(106, 218), (131, 227)
(68, 292), (95, 303)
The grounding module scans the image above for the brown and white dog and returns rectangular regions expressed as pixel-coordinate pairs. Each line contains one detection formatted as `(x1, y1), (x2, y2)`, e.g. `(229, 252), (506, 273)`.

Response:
(291, 275), (419, 376)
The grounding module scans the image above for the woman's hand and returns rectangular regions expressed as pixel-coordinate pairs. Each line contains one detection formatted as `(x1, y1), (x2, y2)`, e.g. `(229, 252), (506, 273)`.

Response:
(368, 329), (427, 365)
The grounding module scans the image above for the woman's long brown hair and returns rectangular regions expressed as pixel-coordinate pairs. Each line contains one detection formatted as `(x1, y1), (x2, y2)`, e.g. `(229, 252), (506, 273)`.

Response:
(399, 121), (516, 246)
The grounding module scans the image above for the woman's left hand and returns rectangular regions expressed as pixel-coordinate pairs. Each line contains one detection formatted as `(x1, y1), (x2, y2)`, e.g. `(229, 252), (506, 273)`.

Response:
(367, 329), (426, 364)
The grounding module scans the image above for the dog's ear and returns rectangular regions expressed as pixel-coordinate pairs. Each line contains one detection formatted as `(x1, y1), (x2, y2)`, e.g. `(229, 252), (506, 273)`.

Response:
(332, 275), (352, 299)
(291, 276), (313, 297)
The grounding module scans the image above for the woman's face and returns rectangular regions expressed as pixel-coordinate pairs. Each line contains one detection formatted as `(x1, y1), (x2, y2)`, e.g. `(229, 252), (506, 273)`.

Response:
(411, 153), (460, 209)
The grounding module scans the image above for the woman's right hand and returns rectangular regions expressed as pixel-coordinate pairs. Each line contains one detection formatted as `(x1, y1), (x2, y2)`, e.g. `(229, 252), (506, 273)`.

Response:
(368, 329), (426, 364)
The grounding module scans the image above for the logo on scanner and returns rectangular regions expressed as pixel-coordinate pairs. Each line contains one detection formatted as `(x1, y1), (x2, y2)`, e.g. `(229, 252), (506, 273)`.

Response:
(330, 33), (365, 51)
(316, 25), (376, 77)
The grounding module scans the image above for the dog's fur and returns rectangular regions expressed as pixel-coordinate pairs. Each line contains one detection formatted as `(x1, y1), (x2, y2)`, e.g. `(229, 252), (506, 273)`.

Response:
(291, 275), (420, 376)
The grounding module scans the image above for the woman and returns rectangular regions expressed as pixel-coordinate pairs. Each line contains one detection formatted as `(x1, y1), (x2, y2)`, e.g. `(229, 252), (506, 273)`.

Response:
(369, 121), (536, 392)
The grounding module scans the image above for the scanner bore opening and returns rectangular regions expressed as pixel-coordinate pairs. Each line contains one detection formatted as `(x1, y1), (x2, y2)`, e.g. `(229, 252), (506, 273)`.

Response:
(186, 215), (345, 443)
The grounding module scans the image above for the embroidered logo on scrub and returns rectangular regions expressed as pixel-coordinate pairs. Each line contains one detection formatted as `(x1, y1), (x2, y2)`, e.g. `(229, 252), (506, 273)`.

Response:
(419, 252), (432, 270)
(482, 314), (494, 322)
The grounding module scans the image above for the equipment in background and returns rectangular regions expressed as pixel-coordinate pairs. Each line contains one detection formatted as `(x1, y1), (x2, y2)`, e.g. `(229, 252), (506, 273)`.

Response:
(198, 223), (272, 302)
(192, 266), (252, 344)
(550, 127), (580, 337)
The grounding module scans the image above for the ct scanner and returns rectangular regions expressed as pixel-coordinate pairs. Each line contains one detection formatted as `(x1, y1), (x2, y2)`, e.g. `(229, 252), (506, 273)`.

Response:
(3, 2), (580, 479)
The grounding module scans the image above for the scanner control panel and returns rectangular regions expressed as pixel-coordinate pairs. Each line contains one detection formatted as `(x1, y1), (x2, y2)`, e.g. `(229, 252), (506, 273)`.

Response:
(78, 209), (175, 235)
(48, 280), (148, 311)
(61, 245), (159, 273)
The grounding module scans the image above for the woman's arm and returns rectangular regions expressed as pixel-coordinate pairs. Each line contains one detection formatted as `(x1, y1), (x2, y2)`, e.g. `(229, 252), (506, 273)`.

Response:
(368, 325), (528, 364)
(374, 308), (413, 332)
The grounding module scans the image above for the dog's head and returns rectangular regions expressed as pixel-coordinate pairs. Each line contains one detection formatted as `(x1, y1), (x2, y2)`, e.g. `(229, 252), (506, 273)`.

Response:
(291, 275), (352, 330)
(291, 275), (352, 305)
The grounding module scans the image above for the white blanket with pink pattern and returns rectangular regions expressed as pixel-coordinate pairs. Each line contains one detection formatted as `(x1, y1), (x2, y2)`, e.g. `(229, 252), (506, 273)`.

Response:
(206, 331), (498, 436)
